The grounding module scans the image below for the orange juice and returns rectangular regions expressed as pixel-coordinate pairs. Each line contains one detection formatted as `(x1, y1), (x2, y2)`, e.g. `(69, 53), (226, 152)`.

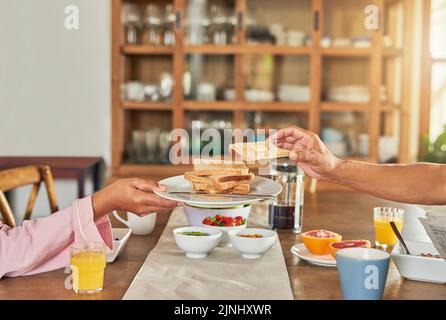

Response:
(374, 217), (403, 247)
(373, 207), (404, 250)
(70, 250), (106, 293)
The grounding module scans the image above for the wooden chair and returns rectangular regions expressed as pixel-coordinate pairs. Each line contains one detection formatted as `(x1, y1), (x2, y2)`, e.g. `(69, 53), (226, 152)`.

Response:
(0, 165), (59, 227)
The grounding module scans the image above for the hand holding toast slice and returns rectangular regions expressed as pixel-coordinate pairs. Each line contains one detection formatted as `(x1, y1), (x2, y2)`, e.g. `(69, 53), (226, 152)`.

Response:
(229, 141), (290, 162)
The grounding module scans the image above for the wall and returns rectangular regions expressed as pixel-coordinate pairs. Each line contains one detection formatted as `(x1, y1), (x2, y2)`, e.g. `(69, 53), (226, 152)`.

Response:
(0, 0), (110, 222)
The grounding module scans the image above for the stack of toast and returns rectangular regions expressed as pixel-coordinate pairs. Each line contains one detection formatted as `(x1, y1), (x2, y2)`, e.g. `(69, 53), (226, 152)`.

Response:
(185, 160), (254, 195)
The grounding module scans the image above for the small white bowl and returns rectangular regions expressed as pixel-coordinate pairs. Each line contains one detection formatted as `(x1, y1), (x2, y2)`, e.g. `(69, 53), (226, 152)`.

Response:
(183, 204), (251, 227)
(229, 228), (277, 259)
(173, 226), (222, 259)
(107, 228), (132, 263)
(202, 224), (247, 247)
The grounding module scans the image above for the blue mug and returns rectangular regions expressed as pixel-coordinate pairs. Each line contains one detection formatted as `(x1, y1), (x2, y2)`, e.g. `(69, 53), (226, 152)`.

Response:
(336, 248), (390, 300)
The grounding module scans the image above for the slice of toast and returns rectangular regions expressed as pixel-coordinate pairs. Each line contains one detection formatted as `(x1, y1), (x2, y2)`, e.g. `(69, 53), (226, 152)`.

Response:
(192, 159), (249, 176)
(232, 183), (250, 194)
(192, 180), (250, 194)
(184, 172), (213, 184)
(229, 141), (290, 162)
(210, 172), (254, 184)
(192, 168), (249, 176)
(185, 159), (253, 195)
(185, 172), (253, 184)
(205, 183), (250, 195)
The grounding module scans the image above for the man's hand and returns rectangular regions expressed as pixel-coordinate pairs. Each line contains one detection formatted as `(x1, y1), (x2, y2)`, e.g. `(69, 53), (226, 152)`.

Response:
(268, 126), (343, 180)
(92, 178), (181, 220)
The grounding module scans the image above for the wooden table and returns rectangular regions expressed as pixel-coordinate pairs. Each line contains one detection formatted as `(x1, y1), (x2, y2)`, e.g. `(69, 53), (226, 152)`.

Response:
(0, 157), (102, 198)
(0, 192), (445, 300)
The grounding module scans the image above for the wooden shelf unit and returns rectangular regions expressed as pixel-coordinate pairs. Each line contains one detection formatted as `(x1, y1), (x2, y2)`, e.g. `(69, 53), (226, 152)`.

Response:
(122, 45), (174, 55)
(111, 0), (414, 179)
(122, 101), (173, 110)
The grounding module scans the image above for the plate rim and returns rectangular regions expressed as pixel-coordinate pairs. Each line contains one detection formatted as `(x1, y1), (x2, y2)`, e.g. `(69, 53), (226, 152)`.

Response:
(154, 175), (282, 208)
(291, 243), (337, 267)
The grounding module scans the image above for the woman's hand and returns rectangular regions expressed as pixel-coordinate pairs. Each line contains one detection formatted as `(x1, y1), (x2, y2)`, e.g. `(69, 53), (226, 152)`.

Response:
(91, 178), (181, 219)
(268, 126), (343, 180)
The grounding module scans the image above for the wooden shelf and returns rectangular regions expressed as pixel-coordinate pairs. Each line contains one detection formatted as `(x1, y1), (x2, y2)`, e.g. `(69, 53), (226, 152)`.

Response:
(320, 102), (371, 112)
(184, 44), (312, 55)
(183, 101), (310, 112)
(183, 101), (238, 111)
(122, 44), (389, 58)
(380, 104), (401, 112)
(122, 101), (172, 111)
(321, 47), (371, 57)
(241, 45), (311, 55)
(243, 102), (310, 111)
(383, 47), (403, 57)
(122, 45), (174, 55)
(184, 45), (241, 55)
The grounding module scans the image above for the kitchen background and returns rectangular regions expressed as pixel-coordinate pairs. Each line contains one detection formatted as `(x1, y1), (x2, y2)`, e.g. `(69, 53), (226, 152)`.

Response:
(0, 0), (445, 221)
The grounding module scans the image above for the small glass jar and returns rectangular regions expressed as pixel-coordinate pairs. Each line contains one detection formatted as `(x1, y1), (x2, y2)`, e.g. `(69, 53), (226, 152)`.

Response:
(144, 4), (163, 45)
(121, 3), (142, 45)
(163, 4), (176, 46)
(268, 158), (305, 233)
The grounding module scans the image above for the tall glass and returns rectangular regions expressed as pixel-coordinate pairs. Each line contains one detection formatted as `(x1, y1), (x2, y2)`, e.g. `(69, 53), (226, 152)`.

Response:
(373, 207), (404, 250)
(70, 242), (106, 294)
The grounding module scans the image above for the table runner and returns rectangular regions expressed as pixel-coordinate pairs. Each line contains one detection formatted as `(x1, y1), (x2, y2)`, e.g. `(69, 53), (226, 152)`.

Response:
(123, 204), (294, 300)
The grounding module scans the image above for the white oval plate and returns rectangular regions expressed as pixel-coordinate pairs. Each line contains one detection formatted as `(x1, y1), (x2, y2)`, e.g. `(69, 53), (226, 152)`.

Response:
(291, 243), (337, 267)
(155, 175), (282, 208)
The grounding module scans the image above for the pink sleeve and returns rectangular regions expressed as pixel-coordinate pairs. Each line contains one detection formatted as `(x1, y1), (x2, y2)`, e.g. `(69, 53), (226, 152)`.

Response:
(0, 196), (112, 279)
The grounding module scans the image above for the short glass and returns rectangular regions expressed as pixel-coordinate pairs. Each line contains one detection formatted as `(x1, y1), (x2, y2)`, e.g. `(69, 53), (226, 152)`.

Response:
(69, 242), (106, 294)
(373, 207), (404, 250)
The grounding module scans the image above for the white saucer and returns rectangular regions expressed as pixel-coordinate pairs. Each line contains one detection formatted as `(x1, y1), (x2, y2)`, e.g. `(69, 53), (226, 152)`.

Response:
(155, 175), (282, 208)
(290, 243), (337, 267)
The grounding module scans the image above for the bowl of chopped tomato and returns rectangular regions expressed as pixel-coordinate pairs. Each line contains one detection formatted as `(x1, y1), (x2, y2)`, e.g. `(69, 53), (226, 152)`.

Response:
(201, 215), (247, 247)
(183, 204), (251, 227)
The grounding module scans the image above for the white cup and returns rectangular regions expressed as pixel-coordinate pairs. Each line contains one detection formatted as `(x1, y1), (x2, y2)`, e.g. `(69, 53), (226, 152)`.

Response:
(125, 81), (145, 101)
(112, 211), (157, 235)
(287, 30), (305, 47)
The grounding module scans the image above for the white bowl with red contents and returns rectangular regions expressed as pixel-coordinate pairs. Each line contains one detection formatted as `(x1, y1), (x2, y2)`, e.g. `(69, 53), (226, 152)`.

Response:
(201, 215), (247, 247)
(183, 204), (251, 226)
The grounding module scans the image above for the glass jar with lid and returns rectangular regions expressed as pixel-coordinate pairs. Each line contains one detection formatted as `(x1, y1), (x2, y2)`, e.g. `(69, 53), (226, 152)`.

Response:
(268, 158), (305, 233)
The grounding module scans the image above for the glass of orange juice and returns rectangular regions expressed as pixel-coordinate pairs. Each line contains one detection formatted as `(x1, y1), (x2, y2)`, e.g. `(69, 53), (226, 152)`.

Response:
(70, 242), (106, 294)
(373, 207), (404, 250)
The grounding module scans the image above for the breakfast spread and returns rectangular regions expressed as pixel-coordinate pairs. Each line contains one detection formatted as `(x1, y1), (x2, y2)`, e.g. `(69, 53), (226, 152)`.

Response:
(202, 215), (246, 227)
(185, 159), (254, 195)
(229, 141), (290, 162)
